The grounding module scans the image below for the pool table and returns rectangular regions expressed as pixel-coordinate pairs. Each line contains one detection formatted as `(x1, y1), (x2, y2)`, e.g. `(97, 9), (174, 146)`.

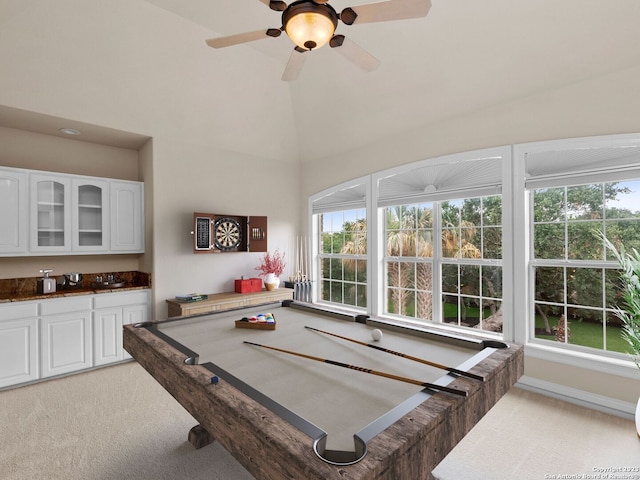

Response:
(124, 300), (523, 480)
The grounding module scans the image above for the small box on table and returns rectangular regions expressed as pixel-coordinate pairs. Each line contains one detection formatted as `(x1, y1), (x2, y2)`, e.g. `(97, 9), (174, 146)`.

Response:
(174, 293), (208, 303)
(235, 312), (276, 330)
(234, 320), (276, 330)
(234, 278), (262, 293)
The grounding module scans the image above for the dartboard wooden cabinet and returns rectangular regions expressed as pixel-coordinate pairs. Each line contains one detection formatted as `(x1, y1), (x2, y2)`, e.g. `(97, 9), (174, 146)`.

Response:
(192, 212), (267, 253)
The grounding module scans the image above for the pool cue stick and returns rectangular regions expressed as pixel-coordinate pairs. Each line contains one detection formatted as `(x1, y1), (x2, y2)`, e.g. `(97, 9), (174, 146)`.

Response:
(305, 326), (485, 382)
(243, 341), (467, 397)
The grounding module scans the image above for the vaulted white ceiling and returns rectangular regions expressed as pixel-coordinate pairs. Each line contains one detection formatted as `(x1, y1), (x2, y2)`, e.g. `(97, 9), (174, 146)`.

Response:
(2, 0), (640, 165)
(143, 0), (640, 162)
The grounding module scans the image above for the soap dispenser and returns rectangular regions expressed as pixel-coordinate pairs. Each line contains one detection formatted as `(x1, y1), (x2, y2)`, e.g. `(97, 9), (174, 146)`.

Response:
(37, 269), (56, 294)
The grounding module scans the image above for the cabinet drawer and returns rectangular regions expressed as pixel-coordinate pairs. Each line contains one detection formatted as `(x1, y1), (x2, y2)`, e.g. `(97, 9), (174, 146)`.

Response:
(183, 304), (218, 316)
(0, 301), (38, 321)
(93, 290), (149, 309)
(39, 296), (92, 316)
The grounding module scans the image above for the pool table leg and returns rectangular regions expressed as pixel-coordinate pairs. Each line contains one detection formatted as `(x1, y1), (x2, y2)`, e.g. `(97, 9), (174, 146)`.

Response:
(188, 424), (215, 449)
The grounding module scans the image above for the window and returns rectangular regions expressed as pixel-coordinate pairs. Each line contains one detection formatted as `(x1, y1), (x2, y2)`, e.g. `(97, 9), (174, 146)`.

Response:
(309, 137), (640, 379)
(530, 180), (640, 355)
(440, 195), (503, 332)
(385, 204), (434, 320)
(318, 208), (367, 309)
(375, 150), (506, 333)
(381, 193), (503, 334)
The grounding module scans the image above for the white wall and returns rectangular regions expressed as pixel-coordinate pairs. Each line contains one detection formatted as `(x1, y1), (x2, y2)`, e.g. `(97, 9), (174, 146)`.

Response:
(0, 126), (140, 180)
(0, 0), (301, 317)
(300, 65), (640, 198)
(150, 137), (298, 316)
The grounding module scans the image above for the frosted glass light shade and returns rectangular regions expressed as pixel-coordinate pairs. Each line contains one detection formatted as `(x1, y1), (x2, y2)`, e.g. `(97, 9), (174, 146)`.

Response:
(285, 12), (336, 50)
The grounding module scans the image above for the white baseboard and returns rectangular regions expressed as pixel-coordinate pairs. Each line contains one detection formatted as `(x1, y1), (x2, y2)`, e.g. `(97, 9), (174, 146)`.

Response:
(517, 375), (636, 420)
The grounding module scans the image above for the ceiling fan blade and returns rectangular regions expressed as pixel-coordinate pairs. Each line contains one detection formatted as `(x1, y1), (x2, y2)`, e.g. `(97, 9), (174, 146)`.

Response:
(329, 35), (380, 72)
(206, 29), (281, 48)
(281, 48), (308, 82)
(341, 0), (431, 25)
(259, 0), (287, 11)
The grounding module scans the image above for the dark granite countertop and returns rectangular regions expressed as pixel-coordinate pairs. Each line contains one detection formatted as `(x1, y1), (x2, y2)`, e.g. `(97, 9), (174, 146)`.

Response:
(0, 271), (151, 304)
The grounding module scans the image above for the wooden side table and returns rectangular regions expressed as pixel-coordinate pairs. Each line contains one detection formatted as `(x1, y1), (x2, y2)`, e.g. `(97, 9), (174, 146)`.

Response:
(166, 288), (294, 318)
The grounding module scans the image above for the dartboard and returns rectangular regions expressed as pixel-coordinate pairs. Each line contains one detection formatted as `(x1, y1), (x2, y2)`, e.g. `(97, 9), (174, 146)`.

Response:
(214, 217), (242, 250)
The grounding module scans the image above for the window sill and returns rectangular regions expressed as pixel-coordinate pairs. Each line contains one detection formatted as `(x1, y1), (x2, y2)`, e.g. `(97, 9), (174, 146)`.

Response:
(525, 341), (639, 379)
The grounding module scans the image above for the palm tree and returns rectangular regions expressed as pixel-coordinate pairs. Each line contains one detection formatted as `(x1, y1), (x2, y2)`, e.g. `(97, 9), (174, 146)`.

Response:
(385, 206), (434, 317)
(339, 218), (367, 306)
(385, 207), (412, 315)
(415, 241), (434, 319)
(341, 218), (367, 256)
(341, 203), (488, 325)
(441, 209), (482, 324)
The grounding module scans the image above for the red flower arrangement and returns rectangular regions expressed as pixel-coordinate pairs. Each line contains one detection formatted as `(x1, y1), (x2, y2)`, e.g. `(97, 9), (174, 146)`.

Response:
(255, 249), (286, 277)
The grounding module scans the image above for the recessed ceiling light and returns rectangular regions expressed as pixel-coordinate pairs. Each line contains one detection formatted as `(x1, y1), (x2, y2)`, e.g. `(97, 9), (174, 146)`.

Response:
(59, 128), (81, 136)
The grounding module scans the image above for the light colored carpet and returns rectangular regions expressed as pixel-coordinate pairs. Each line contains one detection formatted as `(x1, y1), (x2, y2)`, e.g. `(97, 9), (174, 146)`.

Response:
(433, 385), (639, 480)
(0, 361), (638, 480)
(0, 362), (252, 480)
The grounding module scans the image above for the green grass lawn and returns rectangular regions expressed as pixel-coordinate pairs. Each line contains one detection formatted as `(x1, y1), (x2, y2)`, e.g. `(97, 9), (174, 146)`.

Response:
(442, 303), (630, 354)
(442, 303), (490, 325)
(534, 315), (629, 353)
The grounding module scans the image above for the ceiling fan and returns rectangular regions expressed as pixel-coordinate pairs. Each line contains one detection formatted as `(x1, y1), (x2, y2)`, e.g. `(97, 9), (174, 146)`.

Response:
(205, 0), (432, 81)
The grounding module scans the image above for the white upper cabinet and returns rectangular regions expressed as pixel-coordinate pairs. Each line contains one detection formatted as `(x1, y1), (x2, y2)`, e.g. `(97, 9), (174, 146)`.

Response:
(0, 167), (143, 256)
(110, 180), (144, 252)
(0, 168), (28, 254)
(72, 178), (109, 252)
(30, 173), (71, 253)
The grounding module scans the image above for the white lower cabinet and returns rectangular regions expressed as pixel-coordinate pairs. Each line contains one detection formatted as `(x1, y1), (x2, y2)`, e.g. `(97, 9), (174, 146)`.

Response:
(40, 296), (92, 378)
(0, 289), (150, 388)
(0, 302), (39, 388)
(94, 307), (123, 367)
(93, 290), (149, 365)
(40, 310), (92, 378)
(122, 303), (148, 360)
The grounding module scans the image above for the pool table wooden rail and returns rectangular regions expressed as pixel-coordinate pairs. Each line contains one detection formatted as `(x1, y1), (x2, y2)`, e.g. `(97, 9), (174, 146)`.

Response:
(123, 305), (523, 480)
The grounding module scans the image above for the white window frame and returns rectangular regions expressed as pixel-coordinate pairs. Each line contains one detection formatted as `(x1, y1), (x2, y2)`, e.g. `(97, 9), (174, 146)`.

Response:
(514, 134), (640, 380)
(373, 147), (512, 339)
(309, 135), (640, 380)
(381, 202), (437, 322)
(309, 176), (371, 310)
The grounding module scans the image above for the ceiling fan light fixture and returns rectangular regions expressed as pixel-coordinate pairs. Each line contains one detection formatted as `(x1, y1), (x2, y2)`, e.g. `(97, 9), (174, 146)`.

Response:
(283, 1), (338, 51)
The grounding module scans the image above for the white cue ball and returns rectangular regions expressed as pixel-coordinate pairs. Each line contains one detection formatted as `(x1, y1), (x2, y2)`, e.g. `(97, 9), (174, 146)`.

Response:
(371, 329), (383, 341)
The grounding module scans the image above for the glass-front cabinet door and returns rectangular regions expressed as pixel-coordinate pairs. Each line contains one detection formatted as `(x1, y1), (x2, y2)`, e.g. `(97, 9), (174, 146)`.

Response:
(72, 179), (109, 251)
(30, 173), (71, 252)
